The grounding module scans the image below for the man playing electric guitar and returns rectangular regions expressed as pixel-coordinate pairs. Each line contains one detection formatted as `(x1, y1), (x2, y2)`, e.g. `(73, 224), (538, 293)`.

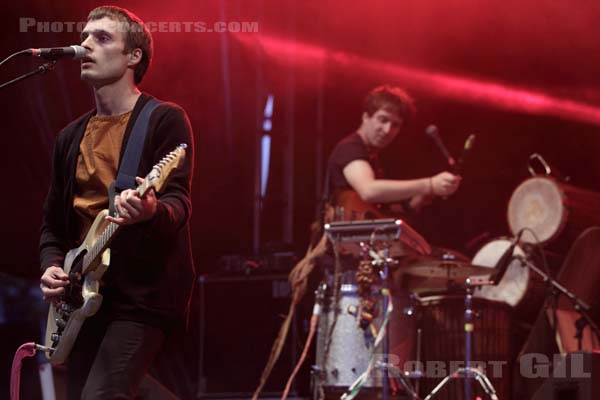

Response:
(38, 6), (194, 399)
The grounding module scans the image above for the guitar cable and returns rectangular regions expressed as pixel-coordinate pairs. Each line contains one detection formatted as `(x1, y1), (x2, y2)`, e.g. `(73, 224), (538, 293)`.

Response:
(10, 342), (52, 400)
(280, 284), (325, 400)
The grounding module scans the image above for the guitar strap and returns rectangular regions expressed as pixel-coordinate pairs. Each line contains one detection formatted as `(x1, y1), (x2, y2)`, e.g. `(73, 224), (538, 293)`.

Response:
(108, 98), (161, 217)
(308, 165), (332, 247)
(318, 167), (331, 211)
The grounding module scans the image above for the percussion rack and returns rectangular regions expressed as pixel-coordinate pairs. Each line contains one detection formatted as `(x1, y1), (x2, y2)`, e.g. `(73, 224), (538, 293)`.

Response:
(324, 219), (421, 400)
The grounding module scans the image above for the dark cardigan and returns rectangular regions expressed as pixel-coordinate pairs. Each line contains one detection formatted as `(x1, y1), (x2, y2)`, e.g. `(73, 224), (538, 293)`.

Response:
(39, 93), (196, 329)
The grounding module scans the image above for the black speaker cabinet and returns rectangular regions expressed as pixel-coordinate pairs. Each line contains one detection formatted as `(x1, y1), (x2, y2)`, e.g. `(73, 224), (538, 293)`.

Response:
(197, 274), (299, 398)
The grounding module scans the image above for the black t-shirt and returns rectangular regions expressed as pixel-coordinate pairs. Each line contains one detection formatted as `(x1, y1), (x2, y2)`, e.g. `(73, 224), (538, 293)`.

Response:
(326, 132), (383, 196)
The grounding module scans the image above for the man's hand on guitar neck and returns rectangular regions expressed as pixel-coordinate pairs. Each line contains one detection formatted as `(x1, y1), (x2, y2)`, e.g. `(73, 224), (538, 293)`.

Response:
(40, 266), (69, 304)
(105, 177), (158, 226)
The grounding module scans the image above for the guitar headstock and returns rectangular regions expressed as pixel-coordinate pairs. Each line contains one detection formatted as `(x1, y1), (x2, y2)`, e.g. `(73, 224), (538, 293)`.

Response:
(138, 144), (187, 196)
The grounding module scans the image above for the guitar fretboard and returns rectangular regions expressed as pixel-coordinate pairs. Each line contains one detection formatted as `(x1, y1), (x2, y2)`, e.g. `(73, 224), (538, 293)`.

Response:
(82, 221), (119, 271)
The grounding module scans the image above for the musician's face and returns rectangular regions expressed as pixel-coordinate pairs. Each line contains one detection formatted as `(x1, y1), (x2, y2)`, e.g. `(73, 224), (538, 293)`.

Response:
(79, 17), (140, 86)
(361, 108), (404, 149)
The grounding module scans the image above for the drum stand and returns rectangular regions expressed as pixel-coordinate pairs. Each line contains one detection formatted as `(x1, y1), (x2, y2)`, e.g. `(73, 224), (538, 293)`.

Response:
(375, 244), (391, 400)
(364, 243), (421, 400)
(424, 278), (499, 400)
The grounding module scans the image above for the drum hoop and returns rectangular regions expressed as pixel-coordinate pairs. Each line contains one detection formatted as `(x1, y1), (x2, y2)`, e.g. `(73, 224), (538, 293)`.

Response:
(418, 294), (513, 311)
(547, 176), (569, 243)
(507, 175), (568, 244)
(472, 236), (526, 264)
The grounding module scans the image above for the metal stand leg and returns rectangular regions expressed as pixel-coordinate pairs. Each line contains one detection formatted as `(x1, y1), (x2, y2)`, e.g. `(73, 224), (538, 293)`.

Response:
(465, 285), (472, 399)
(379, 247), (423, 400)
(375, 256), (421, 400)
(380, 260), (389, 400)
(424, 367), (498, 400)
(384, 363), (422, 400)
(423, 278), (499, 400)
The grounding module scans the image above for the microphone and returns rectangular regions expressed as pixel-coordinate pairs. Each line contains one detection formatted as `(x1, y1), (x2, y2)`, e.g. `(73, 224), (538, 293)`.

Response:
(453, 134), (476, 175)
(490, 233), (522, 285)
(25, 45), (87, 60)
(425, 125), (455, 168)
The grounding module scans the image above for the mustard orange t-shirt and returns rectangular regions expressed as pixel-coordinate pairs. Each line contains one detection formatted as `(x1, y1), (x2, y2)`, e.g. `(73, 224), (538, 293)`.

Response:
(73, 111), (132, 241)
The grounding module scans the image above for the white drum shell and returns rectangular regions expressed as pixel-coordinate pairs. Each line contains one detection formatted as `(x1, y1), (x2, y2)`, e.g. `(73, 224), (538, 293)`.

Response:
(508, 176), (600, 248)
(316, 284), (383, 388)
(472, 239), (528, 307)
(508, 176), (566, 244)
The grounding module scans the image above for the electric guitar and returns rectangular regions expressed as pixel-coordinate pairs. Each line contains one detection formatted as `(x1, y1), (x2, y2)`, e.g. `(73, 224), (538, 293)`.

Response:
(330, 189), (390, 221)
(44, 144), (187, 365)
(329, 189), (422, 221)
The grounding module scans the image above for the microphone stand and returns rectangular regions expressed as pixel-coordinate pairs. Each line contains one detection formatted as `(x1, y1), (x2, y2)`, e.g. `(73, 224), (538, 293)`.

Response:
(0, 60), (56, 90)
(514, 255), (600, 346)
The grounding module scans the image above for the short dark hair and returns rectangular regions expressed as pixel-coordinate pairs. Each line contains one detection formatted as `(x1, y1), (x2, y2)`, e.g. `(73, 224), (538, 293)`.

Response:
(87, 6), (153, 84)
(363, 85), (416, 123)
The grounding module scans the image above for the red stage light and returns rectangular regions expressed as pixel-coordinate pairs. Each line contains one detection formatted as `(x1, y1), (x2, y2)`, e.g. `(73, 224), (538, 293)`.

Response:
(235, 33), (600, 126)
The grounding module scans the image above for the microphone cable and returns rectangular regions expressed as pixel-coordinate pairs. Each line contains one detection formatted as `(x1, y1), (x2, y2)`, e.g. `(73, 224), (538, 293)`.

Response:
(0, 50), (29, 68)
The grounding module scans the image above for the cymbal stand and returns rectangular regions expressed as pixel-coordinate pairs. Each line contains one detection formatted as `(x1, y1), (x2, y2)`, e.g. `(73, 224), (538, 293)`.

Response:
(424, 277), (498, 400)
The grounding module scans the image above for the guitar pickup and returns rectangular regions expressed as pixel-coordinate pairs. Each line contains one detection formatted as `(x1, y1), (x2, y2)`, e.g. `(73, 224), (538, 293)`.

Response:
(60, 303), (76, 313)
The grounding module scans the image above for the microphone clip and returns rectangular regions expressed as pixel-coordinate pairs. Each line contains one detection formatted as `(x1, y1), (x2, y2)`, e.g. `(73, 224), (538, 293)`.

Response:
(489, 231), (524, 286)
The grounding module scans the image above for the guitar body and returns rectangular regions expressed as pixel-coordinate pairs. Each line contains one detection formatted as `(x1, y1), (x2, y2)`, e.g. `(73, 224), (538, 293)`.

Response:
(44, 210), (111, 365)
(332, 189), (398, 221)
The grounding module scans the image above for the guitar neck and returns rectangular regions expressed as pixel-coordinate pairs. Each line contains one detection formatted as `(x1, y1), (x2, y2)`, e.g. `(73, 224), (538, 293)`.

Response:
(81, 220), (120, 273)
(75, 143), (187, 275)
(79, 180), (148, 273)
